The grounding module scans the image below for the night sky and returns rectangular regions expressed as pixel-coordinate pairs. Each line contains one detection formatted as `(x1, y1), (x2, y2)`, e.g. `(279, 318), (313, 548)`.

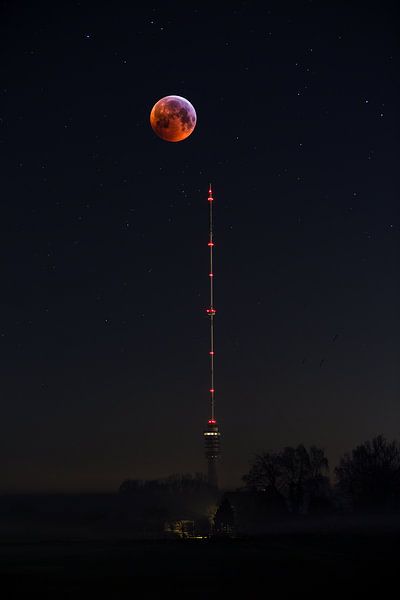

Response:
(1, 1), (398, 492)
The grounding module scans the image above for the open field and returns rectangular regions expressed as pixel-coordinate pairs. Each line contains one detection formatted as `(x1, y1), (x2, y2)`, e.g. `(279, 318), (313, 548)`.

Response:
(2, 497), (399, 596)
(1, 529), (399, 598)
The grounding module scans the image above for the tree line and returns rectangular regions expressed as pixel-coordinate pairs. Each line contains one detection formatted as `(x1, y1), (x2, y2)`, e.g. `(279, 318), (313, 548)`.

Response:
(118, 434), (400, 539)
(243, 435), (400, 513)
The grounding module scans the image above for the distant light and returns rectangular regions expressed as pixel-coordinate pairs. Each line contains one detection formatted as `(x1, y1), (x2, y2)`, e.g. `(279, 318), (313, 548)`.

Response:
(209, 351), (214, 355)
(210, 388), (215, 393)
(208, 419), (216, 424)
(208, 242), (214, 246)
(209, 273), (213, 277)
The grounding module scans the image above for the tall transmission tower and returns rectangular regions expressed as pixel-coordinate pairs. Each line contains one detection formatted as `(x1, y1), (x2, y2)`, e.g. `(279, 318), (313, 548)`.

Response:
(203, 184), (221, 488)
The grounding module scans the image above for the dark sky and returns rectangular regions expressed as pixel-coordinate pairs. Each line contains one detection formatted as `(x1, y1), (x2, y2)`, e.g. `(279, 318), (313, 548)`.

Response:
(1, 1), (398, 492)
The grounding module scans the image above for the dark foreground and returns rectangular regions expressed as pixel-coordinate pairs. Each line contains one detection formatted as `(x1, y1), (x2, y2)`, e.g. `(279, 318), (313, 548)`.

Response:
(1, 531), (400, 598)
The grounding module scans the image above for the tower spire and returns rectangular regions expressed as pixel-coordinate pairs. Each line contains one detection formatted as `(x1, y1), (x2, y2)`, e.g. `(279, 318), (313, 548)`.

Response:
(208, 183), (215, 420)
(203, 183), (221, 488)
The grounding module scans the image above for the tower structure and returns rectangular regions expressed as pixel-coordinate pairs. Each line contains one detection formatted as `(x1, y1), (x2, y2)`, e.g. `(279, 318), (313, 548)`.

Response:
(203, 184), (221, 488)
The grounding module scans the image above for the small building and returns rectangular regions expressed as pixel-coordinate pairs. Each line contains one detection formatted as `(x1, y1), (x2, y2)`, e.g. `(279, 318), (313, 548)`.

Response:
(164, 519), (195, 539)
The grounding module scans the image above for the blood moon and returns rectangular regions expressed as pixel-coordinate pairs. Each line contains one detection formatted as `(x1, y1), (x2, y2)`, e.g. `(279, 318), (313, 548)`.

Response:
(150, 95), (197, 142)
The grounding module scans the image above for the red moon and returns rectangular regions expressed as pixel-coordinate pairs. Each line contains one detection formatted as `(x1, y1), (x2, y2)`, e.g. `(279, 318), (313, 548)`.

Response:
(150, 95), (197, 142)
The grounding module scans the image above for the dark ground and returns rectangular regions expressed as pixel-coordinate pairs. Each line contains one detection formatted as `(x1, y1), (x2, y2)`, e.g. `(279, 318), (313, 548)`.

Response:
(1, 530), (399, 598)
(1, 495), (400, 596)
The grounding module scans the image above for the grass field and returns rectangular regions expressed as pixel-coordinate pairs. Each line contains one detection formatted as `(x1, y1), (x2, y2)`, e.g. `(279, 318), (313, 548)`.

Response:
(1, 529), (399, 598)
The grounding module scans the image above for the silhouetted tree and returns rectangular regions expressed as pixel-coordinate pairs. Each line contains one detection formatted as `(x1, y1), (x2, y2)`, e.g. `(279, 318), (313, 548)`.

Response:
(164, 473), (210, 493)
(335, 435), (400, 511)
(119, 473), (210, 496)
(119, 480), (143, 494)
(243, 444), (329, 514)
(214, 498), (235, 537)
(118, 473), (219, 534)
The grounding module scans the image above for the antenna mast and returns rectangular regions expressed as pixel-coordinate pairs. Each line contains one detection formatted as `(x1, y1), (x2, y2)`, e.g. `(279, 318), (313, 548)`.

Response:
(204, 183), (221, 487)
(207, 183), (216, 420)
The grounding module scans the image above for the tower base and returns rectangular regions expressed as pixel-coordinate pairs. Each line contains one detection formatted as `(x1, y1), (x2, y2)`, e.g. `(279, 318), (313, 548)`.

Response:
(207, 458), (219, 489)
